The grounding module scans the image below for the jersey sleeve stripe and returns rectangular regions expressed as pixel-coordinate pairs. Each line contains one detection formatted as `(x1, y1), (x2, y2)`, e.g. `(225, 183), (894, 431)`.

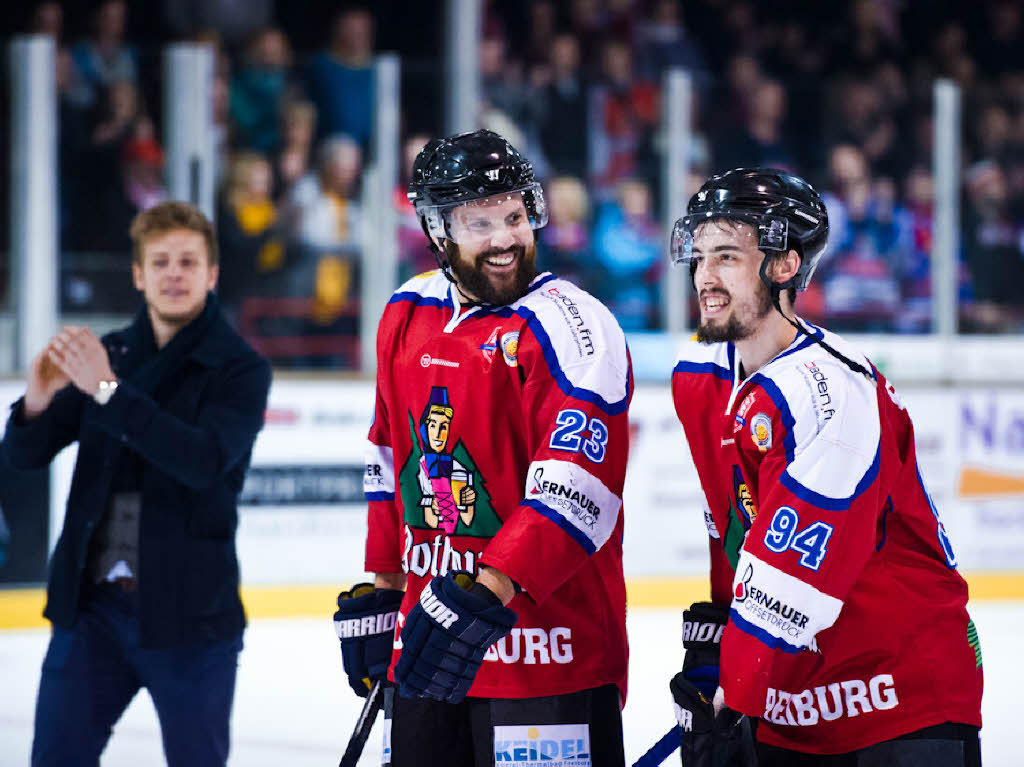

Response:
(750, 372), (881, 511)
(729, 607), (805, 654)
(779, 444), (882, 511)
(365, 491), (395, 502)
(672, 359), (732, 380)
(522, 498), (598, 555)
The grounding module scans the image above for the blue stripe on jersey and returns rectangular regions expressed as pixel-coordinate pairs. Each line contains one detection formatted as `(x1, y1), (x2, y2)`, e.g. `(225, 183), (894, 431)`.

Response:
(751, 372), (882, 512)
(522, 499), (598, 555)
(729, 607), (805, 654)
(365, 491), (395, 502)
(773, 324), (824, 362)
(779, 444), (881, 511)
(672, 359), (732, 381)
(388, 291), (451, 309)
(485, 305), (631, 416)
(529, 273), (560, 292)
(748, 374), (798, 464)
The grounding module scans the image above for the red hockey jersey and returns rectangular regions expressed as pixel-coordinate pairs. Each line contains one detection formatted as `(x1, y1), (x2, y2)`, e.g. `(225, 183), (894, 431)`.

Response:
(672, 323), (983, 754)
(364, 270), (632, 700)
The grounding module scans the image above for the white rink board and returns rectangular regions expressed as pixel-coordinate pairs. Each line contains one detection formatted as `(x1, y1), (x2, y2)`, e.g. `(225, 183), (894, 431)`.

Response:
(9, 377), (1024, 585)
(237, 379), (1024, 583)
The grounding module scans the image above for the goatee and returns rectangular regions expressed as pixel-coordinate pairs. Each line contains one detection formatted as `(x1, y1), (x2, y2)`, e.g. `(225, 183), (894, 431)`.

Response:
(695, 285), (773, 343)
(449, 242), (538, 306)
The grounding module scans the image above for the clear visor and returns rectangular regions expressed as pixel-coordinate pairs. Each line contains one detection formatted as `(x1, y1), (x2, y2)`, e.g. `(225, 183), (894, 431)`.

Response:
(419, 183), (548, 244)
(670, 213), (789, 265)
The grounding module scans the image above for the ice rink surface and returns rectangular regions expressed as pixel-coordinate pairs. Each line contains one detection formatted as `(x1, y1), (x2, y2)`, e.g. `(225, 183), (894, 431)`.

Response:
(1, 603), (1019, 766)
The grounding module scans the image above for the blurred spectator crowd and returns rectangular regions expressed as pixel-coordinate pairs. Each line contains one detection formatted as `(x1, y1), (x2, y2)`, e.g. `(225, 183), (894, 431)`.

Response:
(13, 0), (1024, 368)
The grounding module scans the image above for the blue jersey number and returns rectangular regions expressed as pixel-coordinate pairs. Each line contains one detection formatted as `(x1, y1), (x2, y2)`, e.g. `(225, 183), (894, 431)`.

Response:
(549, 409), (609, 463)
(763, 507), (833, 571)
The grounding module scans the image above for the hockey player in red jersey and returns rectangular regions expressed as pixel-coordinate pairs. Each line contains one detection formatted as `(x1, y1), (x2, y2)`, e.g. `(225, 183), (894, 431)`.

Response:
(667, 168), (983, 766)
(333, 130), (633, 766)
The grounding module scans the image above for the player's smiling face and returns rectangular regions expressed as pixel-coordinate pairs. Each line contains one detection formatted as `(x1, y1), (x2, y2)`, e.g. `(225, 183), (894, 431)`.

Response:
(690, 219), (773, 344)
(445, 193), (538, 305)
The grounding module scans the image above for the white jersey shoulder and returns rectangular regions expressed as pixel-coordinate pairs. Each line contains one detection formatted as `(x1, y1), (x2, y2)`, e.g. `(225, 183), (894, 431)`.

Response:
(760, 324), (880, 503)
(515, 276), (630, 407)
(674, 336), (731, 372)
(391, 269), (450, 303)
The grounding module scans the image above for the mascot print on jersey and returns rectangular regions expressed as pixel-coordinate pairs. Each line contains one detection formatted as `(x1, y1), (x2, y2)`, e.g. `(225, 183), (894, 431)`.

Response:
(398, 386), (501, 538)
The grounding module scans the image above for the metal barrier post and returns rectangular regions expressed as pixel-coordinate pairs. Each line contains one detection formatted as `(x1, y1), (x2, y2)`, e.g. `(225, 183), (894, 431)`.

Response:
(662, 70), (692, 336)
(360, 54), (401, 374)
(445, 0), (481, 134)
(163, 43), (216, 220)
(932, 79), (960, 339)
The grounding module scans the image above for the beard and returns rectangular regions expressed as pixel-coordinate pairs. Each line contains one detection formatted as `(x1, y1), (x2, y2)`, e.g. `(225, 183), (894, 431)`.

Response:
(695, 282), (774, 343)
(446, 241), (538, 306)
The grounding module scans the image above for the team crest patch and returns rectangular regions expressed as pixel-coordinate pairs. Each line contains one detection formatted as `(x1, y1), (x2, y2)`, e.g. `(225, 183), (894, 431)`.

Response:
(751, 412), (772, 452)
(501, 331), (520, 367)
(397, 386), (502, 537)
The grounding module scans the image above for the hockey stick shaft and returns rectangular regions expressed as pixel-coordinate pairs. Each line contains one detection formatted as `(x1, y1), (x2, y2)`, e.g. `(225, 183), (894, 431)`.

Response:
(631, 724), (680, 767)
(339, 679), (386, 767)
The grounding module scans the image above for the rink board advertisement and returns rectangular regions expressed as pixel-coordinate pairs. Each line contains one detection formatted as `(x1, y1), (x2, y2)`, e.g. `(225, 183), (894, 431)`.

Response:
(3, 378), (1024, 584)
(240, 380), (1024, 581)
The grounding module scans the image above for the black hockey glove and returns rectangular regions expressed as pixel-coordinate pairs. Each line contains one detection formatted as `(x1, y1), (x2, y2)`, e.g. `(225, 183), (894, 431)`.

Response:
(682, 601), (729, 699)
(394, 571), (517, 703)
(670, 674), (757, 767)
(334, 583), (403, 697)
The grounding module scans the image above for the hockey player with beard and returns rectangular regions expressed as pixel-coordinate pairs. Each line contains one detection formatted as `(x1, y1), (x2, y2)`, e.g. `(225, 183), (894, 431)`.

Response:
(333, 130), (633, 766)
(666, 168), (983, 766)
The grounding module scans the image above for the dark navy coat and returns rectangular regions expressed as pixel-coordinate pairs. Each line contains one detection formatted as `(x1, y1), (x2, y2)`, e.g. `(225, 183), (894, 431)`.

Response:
(2, 295), (270, 646)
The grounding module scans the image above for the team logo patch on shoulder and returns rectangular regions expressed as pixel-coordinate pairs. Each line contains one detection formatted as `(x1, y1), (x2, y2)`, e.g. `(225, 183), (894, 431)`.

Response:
(501, 331), (520, 367)
(751, 412), (772, 452)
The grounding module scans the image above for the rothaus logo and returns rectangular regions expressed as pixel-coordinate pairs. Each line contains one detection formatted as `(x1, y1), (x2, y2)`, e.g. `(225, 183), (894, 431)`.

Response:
(734, 565), (811, 640)
(545, 287), (594, 357)
(418, 582), (459, 629)
(334, 609), (397, 638)
(764, 674), (899, 727)
(529, 468), (601, 528)
(402, 527), (482, 578)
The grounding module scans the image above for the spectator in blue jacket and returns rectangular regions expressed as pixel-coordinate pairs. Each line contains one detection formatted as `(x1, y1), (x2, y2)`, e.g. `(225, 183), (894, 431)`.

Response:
(2, 201), (271, 767)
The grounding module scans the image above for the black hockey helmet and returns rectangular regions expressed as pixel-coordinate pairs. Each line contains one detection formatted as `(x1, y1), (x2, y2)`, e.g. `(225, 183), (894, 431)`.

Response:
(670, 167), (829, 291)
(407, 129), (547, 247)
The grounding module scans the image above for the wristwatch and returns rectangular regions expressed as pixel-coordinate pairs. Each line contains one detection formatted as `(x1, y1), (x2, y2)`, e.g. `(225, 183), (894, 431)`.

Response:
(93, 379), (119, 406)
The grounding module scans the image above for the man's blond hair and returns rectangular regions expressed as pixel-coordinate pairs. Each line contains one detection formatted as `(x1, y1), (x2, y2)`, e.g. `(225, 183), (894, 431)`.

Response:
(129, 201), (218, 265)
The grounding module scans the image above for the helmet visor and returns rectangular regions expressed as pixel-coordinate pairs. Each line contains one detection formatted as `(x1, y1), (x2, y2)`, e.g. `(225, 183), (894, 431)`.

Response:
(419, 183), (548, 244)
(670, 212), (789, 265)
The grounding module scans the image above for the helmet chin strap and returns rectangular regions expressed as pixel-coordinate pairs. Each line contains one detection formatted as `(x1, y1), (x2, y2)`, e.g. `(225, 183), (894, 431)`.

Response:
(759, 256), (875, 382)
